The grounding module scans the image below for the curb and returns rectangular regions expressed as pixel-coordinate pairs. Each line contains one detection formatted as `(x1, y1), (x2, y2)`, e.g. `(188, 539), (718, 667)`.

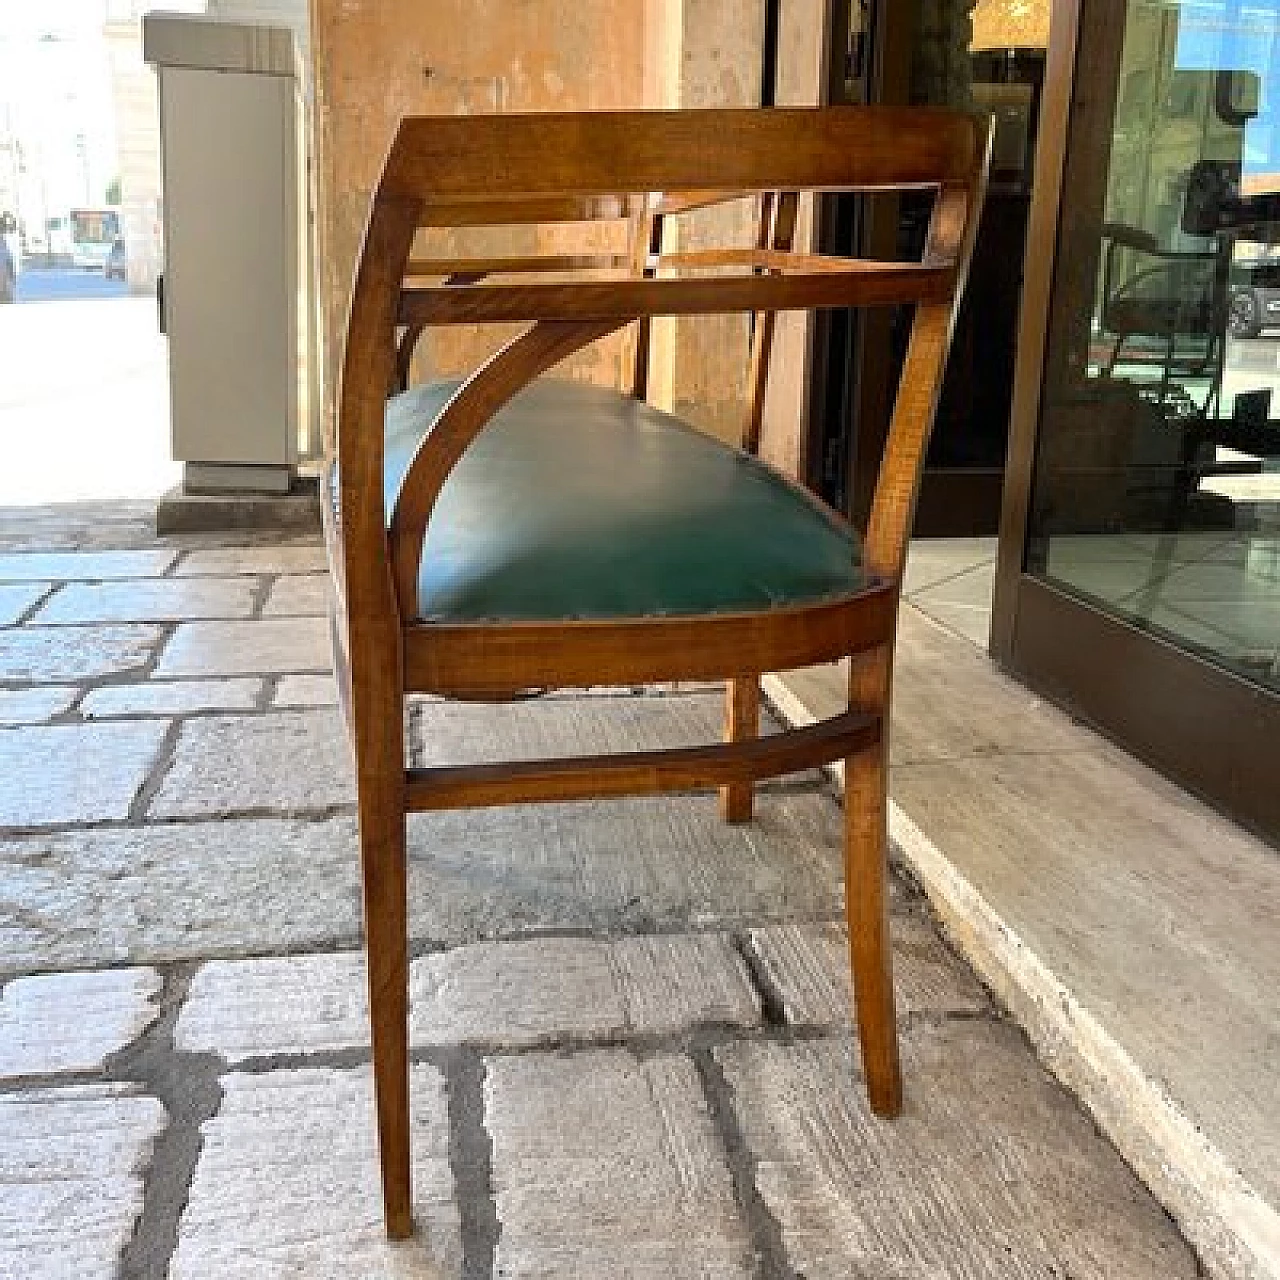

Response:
(762, 672), (1280, 1280)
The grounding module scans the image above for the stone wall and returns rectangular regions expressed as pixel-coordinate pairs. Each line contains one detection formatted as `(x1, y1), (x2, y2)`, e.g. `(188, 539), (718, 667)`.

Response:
(644, 0), (765, 444)
(310, 0), (647, 444)
(309, 0), (773, 447)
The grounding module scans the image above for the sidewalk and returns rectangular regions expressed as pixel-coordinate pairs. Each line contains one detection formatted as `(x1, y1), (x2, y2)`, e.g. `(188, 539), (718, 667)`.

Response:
(0, 509), (1201, 1278)
(768, 538), (1280, 1280)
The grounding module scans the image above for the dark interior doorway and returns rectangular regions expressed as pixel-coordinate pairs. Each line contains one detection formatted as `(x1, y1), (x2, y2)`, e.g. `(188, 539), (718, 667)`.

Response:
(805, 1), (1048, 536)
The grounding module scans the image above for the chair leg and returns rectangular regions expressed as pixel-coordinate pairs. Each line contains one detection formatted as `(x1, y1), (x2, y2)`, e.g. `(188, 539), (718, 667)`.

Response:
(718, 677), (758, 823)
(844, 736), (903, 1116)
(355, 694), (413, 1238)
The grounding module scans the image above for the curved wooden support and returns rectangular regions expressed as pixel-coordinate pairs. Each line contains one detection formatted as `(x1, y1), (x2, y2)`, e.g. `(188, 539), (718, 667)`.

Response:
(404, 707), (880, 811)
(393, 319), (429, 395)
(743, 189), (799, 455)
(863, 182), (986, 587)
(338, 194), (420, 622)
(387, 316), (627, 612)
(333, 190), (423, 1241)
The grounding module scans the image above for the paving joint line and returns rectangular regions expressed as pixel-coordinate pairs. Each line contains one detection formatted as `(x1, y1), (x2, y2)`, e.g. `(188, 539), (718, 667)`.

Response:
(126, 719), (185, 823)
(0, 897), (939, 982)
(690, 1039), (797, 1280)
(106, 962), (223, 1280)
(0, 1066), (113, 1094)
(12, 581), (64, 626)
(51, 683), (92, 725)
(0, 801), (359, 839)
(248, 573), (276, 620)
(434, 1047), (499, 1280)
(257, 674), (281, 710)
(731, 930), (788, 1028)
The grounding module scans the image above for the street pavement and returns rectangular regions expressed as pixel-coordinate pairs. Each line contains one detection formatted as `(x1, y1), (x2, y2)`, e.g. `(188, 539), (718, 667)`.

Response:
(0, 512), (1204, 1279)
(0, 267), (178, 506)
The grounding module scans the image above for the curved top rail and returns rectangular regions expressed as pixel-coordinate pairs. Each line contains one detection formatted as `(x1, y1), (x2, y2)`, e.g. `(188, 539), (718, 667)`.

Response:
(379, 106), (984, 205)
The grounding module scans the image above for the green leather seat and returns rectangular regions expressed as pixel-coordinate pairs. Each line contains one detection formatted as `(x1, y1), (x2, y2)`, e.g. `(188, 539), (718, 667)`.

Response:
(385, 378), (865, 623)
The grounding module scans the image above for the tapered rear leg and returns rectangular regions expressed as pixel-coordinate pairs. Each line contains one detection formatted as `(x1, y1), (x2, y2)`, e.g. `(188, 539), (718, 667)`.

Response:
(353, 668), (413, 1238)
(844, 732), (903, 1115)
(719, 677), (759, 823)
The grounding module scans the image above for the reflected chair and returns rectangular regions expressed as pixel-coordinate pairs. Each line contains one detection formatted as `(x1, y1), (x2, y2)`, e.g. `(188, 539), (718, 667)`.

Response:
(1098, 221), (1230, 413)
(1097, 154), (1250, 420)
(326, 106), (989, 1236)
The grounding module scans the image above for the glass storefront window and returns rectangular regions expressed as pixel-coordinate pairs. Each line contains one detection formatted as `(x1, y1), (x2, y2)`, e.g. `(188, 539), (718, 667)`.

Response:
(1027, 0), (1280, 692)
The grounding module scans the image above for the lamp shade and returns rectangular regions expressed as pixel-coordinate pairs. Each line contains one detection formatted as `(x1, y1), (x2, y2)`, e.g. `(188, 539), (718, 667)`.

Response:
(971, 0), (1051, 50)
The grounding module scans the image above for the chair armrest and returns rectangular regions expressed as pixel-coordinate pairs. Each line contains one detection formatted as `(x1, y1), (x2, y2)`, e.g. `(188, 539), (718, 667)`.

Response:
(1101, 222), (1159, 253)
(1100, 222), (1220, 314)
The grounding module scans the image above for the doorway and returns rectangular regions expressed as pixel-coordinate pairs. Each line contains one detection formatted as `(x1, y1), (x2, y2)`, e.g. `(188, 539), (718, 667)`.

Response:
(809, 0), (1050, 537)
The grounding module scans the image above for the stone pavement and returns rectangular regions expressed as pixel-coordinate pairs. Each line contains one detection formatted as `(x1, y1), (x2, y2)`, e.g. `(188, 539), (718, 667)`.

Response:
(0, 508), (1203, 1278)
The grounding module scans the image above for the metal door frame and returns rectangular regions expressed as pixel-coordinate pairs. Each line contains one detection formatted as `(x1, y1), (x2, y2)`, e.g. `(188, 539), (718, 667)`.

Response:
(989, 0), (1280, 844)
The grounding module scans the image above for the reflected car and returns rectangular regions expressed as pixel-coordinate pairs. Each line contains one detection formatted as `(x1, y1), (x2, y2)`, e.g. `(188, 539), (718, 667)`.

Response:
(1229, 250), (1280, 339)
(104, 237), (127, 281)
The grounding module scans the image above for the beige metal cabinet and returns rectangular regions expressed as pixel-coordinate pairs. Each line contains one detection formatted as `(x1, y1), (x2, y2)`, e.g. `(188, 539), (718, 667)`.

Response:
(145, 16), (302, 493)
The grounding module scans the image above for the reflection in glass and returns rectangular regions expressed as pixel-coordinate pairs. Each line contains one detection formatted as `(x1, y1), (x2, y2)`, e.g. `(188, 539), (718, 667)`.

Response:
(1029, 0), (1280, 691)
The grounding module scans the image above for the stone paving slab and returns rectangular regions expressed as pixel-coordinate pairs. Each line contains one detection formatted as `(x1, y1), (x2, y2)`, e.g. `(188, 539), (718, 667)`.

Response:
(0, 968), (161, 1078)
(0, 685), (77, 725)
(0, 623), (163, 683)
(175, 934), (760, 1062)
(156, 618), (331, 678)
(412, 933), (760, 1048)
(0, 502), (159, 553)
(0, 721), (168, 827)
(0, 788), (861, 974)
(402, 788), (859, 940)
(175, 952), (369, 1062)
(407, 689), (784, 770)
(0, 1082), (166, 1280)
(169, 1066), (460, 1279)
(0, 581), (48, 625)
(273, 673), (336, 707)
(262, 574), (329, 617)
(718, 1025), (1201, 1279)
(176, 546), (329, 577)
(148, 710), (352, 818)
(747, 917), (989, 1026)
(0, 549), (177, 581)
(80, 677), (264, 719)
(33, 577), (258, 624)
(606, 932), (761, 1037)
(486, 1049), (752, 1277)
(0, 818), (363, 975)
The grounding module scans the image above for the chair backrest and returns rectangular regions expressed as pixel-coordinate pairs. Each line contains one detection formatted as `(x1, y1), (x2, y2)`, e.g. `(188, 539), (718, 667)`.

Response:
(332, 107), (990, 622)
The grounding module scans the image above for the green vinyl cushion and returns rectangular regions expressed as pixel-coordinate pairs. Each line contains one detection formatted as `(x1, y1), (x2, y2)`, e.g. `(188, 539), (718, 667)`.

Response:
(384, 378), (865, 623)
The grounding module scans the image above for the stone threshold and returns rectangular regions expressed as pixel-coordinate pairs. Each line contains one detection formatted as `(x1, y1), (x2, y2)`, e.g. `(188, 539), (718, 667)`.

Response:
(763, 668), (1280, 1280)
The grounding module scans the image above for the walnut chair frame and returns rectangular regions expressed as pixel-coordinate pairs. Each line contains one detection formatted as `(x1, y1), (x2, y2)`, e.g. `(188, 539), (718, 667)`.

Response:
(326, 106), (989, 1237)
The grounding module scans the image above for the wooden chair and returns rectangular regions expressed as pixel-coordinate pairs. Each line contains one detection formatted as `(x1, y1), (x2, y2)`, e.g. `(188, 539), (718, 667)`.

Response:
(326, 106), (989, 1237)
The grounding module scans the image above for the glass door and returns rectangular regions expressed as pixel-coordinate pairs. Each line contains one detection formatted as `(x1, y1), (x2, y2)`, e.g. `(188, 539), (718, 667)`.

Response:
(999, 0), (1280, 842)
